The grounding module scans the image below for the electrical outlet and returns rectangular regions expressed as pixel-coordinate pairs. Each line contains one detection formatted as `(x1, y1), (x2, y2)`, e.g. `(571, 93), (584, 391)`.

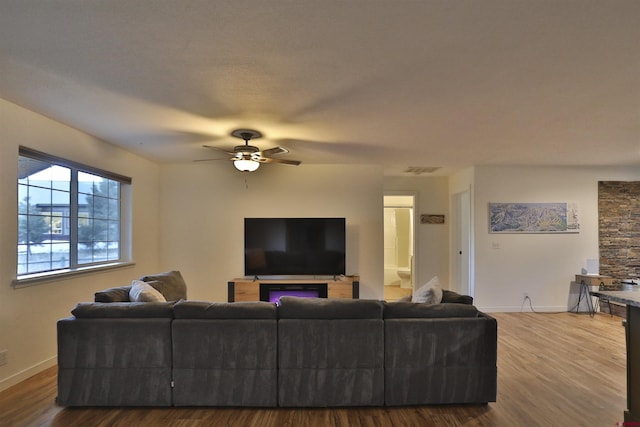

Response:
(0, 349), (7, 366)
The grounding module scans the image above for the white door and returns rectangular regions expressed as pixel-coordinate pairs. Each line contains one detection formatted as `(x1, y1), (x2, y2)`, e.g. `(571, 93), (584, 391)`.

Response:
(451, 190), (471, 296)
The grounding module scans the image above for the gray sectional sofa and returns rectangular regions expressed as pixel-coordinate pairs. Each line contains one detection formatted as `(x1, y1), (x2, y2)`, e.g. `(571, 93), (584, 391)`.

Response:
(57, 272), (497, 407)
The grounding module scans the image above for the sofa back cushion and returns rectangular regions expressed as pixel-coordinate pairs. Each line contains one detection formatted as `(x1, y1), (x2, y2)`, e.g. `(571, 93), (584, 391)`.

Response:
(71, 302), (175, 318)
(140, 270), (187, 301)
(93, 280), (174, 303)
(394, 290), (473, 305)
(441, 290), (474, 304)
(94, 285), (132, 302)
(383, 302), (479, 319)
(173, 300), (277, 319)
(277, 296), (383, 319)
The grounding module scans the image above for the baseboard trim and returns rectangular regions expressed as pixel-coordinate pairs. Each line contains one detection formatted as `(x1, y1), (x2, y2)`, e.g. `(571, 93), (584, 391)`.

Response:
(479, 305), (572, 313)
(0, 355), (57, 393)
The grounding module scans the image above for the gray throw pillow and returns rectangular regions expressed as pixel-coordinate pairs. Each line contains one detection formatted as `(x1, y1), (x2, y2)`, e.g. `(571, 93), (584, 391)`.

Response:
(412, 276), (443, 304)
(129, 280), (167, 302)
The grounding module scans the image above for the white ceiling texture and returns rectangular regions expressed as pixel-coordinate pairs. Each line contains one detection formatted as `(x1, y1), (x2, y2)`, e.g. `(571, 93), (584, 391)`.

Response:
(0, 0), (638, 176)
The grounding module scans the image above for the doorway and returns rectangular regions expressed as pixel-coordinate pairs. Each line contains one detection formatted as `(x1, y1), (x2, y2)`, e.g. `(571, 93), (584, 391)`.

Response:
(383, 194), (416, 301)
(451, 189), (471, 296)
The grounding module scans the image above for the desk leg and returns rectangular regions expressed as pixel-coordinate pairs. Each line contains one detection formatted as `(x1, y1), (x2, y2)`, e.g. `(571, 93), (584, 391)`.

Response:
(576, 281), (594, 317)
(625, 304), (640, 422)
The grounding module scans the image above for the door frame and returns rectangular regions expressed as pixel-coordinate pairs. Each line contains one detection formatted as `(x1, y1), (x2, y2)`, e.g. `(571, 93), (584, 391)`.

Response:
(383, 191), (418, 292)
(451, 189), (472, 297)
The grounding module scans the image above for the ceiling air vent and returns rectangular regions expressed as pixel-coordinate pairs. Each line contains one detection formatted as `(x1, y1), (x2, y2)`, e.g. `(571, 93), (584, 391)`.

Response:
(404, 166), (441, 175)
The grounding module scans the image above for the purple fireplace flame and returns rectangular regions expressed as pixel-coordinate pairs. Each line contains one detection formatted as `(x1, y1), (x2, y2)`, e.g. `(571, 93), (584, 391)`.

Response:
(260, 283), (328, 304)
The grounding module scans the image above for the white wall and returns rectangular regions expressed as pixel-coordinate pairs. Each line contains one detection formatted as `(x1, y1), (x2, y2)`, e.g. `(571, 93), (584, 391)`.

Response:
(4, 98), (637, 391)
(383, 176), (450, 289)
(473, 165), (640, 312)
(449, 167), (474, 195)
(0, 98), (161, 391)
(159, 162), (385, 301)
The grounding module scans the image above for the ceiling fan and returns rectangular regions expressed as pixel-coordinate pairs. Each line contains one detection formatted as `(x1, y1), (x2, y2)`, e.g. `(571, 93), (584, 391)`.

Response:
(199, 129), (301, 172)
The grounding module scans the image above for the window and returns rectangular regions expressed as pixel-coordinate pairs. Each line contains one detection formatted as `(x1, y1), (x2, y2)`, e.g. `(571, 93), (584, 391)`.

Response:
(17, 147), (132, 281)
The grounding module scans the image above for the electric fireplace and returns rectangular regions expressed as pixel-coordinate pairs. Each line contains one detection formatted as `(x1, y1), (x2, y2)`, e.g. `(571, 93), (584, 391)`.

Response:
(259, 283), (328, 304)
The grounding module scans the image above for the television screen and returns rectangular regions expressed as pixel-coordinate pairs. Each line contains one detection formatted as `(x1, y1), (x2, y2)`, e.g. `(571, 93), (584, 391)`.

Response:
(244, 218), (346, 276)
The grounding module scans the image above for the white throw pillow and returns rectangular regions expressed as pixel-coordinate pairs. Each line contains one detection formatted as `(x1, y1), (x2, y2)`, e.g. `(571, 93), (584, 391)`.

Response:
(129, 279), (167, 302)
(412, 276), (443, 304)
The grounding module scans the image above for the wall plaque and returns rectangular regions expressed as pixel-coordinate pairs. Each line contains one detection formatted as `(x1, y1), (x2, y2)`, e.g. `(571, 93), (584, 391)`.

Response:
(421, 214), (445, 224)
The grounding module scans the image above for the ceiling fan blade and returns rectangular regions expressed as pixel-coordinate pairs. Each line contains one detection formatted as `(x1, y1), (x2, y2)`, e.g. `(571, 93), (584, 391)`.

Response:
(198, 131), (301, 168)
(203, 144), (235, 155)
(193, 157), (232, 162)
(259, 157), (302, 166)
(260, 146), (289, 156)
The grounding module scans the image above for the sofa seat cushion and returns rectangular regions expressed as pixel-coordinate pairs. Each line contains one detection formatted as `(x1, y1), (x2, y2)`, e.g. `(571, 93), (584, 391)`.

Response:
(71, 302), (175, 318)
(278, 296), (383, 319)
(384, 302), (479, 319)
(174, 300), (277, 319)
(140, 270), (187, 301)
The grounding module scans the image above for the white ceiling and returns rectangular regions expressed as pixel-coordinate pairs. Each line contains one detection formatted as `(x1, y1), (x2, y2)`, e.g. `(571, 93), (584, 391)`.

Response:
(1, 0), (638, 176)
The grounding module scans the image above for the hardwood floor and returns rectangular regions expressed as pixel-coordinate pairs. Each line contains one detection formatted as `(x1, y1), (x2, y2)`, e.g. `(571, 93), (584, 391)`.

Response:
(384, 284), (413, 301)
(0, 312), (627, 426)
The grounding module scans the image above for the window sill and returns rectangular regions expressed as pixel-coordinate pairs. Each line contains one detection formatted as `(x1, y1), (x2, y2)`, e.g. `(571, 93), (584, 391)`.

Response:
(12, 261), (136, 289)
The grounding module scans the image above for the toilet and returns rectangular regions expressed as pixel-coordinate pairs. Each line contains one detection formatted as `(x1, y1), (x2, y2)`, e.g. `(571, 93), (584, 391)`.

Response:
(397, 267), (412, 288)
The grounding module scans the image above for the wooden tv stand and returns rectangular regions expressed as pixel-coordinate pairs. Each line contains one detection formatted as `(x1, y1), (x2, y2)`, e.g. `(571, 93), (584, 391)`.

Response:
(228, 277), (359, 302)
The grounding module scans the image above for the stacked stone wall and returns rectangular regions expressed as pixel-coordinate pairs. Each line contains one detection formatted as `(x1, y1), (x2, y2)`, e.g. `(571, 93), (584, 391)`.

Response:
(599, 181), (640, 281)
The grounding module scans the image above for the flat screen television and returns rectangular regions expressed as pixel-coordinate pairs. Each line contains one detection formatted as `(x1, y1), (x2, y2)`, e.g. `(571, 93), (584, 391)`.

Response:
(244, 217), (346, 277)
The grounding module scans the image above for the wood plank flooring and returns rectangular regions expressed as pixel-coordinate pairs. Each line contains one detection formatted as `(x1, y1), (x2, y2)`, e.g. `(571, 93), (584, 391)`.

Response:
(383, 284), (413, 301)
(0, 312), (627, 426)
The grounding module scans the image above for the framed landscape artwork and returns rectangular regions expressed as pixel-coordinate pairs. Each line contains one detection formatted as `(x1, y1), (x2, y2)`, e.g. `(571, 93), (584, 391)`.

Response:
(489, 202), (580, 233)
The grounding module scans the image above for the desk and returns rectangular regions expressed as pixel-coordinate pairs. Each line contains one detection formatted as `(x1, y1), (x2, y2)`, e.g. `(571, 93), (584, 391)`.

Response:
(575, 275), (613, 316)
(591, 289), (640, 423)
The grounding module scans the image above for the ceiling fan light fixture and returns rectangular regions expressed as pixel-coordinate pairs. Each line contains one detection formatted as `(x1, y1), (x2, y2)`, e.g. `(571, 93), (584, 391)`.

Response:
(200, 128), (300, 171)
(234, 159), (260, 172)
